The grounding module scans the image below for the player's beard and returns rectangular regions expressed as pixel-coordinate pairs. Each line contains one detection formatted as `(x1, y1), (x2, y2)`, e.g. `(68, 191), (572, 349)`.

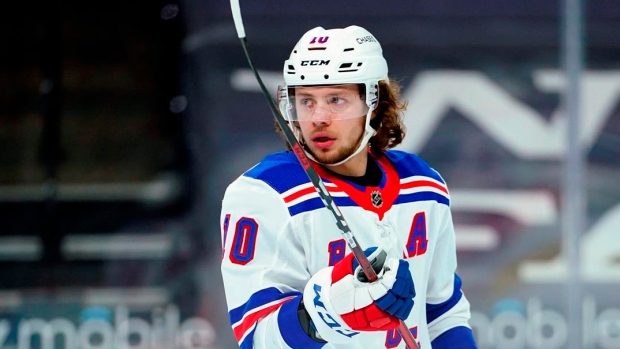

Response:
(305, 131), (365, 165)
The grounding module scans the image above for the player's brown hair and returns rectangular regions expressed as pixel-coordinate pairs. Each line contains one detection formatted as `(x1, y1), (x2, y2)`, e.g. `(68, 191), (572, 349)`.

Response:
(275, 79), (407, 155)
(368, 79), (407, 155)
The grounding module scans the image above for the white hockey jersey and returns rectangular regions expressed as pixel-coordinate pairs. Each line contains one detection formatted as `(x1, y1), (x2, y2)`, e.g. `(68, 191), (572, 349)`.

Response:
(220, 150), (475, 349)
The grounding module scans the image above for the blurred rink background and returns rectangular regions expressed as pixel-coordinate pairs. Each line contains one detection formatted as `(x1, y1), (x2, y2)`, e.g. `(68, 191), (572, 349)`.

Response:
(1, 0), (619, 348)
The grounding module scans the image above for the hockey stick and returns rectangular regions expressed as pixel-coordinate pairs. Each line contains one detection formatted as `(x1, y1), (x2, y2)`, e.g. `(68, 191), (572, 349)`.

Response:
(229, 2), (419, 349)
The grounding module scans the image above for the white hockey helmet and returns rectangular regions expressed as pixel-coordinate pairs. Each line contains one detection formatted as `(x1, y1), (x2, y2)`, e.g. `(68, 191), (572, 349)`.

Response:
(279, 25), (389, 165)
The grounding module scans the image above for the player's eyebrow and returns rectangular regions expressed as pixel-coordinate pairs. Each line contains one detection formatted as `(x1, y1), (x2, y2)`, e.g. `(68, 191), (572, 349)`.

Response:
(296, 87), (357, 97)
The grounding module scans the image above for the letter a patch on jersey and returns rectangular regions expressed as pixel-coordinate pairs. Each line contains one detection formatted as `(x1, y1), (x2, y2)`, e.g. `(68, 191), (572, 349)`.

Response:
(405, 212), (428, 258)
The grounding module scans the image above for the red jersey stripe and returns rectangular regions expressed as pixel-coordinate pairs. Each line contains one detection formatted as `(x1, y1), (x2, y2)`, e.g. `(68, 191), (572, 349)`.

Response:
(232, 296), (296, 342)
(401, 179), (448, 194)
(283, 186), (316, 203)
(283, 185), (344, 203)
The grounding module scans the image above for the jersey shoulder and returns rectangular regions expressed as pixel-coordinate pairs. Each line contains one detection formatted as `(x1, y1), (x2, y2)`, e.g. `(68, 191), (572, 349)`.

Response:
(384, 150), (446, 184)
(242, 151), (310, 194)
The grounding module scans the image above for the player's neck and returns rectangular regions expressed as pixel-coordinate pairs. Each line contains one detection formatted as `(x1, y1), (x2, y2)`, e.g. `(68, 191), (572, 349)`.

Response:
(322, 153), (383, 187)
(324, 151), (368, 177)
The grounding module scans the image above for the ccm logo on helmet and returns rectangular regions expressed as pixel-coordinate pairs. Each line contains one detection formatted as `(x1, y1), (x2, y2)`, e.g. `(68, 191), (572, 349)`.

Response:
(356, 35), (377, 44)
(301, 60), (330, 66)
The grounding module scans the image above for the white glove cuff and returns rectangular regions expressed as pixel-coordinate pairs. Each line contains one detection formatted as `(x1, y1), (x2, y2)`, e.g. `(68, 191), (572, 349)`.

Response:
(303, 267), (359, 343)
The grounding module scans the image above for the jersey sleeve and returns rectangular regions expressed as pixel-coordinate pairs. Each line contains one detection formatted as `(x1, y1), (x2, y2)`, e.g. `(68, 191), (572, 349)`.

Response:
(220, 175), (324, 349)
(425, 197), (478, 349)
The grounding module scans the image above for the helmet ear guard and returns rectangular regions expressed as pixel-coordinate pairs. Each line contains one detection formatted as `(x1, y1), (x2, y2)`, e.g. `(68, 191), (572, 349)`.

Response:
(365, 81), (379, 112)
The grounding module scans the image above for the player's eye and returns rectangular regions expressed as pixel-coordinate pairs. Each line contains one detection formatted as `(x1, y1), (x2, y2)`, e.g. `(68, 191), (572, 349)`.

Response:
(299, 98), (314, 107)
(329, 96), (344, 104)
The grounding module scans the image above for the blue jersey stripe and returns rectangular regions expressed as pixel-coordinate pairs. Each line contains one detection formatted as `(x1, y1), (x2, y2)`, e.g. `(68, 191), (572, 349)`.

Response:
(333, 196), (357, 207)
(229, 287), (288, 323)
(431, 326), (477, 349)
(288, 197), (325, 216)
(426, 274), (463, 324)
(288, 190), (448, 216)
(239, 330), (256, 349)
(230, 287), (301, 349)
(395, 192), (450, 206)
(287, 196), (358, 216)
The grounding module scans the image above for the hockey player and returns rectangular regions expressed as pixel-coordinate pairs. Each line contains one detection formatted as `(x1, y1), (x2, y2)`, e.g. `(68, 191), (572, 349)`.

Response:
(220, 25), (478, 349)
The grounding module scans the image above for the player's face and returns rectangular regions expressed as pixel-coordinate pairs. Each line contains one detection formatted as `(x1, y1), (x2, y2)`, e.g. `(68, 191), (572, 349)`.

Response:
(295, 85), (367, 165)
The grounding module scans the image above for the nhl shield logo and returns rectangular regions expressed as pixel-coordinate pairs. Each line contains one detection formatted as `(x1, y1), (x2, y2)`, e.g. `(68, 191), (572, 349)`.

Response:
(370, 190), (383, 208)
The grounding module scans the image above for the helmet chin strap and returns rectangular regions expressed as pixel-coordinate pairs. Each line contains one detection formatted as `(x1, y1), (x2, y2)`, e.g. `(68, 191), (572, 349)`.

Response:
(323, 122), (375, 167)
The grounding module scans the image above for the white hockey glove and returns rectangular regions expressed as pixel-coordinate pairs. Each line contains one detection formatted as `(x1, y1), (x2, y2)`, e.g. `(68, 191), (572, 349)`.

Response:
(302, 247), (415, 343)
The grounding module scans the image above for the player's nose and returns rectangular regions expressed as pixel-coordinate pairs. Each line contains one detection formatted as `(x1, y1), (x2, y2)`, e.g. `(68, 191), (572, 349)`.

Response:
(311, 105), (332, 124)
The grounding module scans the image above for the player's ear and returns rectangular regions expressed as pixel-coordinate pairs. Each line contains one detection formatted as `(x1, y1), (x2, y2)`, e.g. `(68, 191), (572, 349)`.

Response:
(369, 109), (384, 132)
(369, 108), (375, 120)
